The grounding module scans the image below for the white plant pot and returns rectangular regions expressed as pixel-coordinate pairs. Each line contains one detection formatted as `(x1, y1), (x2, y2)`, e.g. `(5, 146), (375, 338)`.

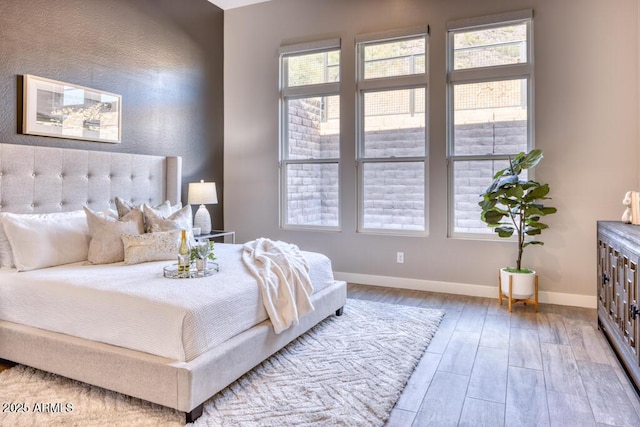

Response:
(196, 258), (207, 272)
(500, 268), (536, 299)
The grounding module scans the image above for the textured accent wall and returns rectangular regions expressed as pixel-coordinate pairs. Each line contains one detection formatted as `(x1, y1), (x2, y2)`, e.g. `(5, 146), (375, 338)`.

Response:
(0, 0), (224, 227)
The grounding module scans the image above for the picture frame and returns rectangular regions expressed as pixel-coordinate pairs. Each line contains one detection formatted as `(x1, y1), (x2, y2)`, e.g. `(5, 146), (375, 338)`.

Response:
(22, 74), (122, 144)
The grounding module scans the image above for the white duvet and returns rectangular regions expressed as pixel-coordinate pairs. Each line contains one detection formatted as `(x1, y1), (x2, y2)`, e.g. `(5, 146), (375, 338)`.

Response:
(0, 244), (335, 361)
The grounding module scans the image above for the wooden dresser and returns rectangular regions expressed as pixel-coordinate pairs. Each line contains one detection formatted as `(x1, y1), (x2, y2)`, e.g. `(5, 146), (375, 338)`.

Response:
(597, 221), (640, 392)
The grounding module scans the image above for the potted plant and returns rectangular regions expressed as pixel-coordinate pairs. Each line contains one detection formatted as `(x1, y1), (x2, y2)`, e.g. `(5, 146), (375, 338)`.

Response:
(191, 240), (216, 271)
(478, 149), (557, 301)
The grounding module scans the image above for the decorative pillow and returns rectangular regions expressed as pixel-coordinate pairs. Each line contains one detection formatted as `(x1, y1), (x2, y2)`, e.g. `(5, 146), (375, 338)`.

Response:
(0, 210), (90, 271)
(144, 204), (192, 234)
(115, 197), (182, 232)
(85, 206), (144, 264)
(115, 197), (171, 218)
(144, 202), (183, 218)
(121, 230), (181, 265)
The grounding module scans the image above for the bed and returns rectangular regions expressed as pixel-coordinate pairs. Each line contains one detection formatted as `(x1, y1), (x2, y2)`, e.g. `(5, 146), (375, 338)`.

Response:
(0, 143), (347, 422)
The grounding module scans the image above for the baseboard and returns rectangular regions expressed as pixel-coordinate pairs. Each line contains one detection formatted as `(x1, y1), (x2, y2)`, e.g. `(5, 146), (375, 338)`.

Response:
(335, 272), (597, 309)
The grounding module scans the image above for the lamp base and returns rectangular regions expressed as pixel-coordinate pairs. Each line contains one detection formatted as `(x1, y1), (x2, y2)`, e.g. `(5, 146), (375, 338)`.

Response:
(193, 205), (212, 235)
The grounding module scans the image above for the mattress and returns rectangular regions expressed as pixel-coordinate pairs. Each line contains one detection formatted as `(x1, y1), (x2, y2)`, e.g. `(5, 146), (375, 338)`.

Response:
(0, 243), (335, 362)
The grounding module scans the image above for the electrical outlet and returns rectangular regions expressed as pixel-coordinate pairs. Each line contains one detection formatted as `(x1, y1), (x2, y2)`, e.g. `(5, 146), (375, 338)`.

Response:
(397, 252), (404, 264)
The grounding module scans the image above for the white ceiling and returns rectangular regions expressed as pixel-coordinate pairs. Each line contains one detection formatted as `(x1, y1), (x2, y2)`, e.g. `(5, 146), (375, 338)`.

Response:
(208, 0), (271, 10)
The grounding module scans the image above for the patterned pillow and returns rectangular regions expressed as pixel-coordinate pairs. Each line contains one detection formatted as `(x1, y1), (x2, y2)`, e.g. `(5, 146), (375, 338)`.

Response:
(115, 197), (171, 218)
(144, 204), (192, 234)
(115, 197), (182, 232)
(84, 207), (144, 264)
(121, 230), (181, 265)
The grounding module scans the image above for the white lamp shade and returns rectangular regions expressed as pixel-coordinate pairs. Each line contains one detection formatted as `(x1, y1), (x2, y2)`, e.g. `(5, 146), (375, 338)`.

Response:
(188, 181), (217, 235)
(188, 181), (218, 205)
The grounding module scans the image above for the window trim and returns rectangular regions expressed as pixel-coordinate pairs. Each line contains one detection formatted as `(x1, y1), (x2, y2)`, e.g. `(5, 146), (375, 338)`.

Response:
(278, 38), (341, 55)
(446, 9), (532, 32)
(279, 40), (342, 231)
(356, 29), (430, 235)
(446, 10), (534, 239)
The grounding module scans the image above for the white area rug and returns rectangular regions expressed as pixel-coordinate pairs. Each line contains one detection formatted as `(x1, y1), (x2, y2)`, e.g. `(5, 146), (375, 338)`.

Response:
(0, 299), (443, 426)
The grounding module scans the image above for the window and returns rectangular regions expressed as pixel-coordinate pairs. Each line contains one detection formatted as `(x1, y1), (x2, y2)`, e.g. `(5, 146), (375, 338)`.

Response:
(279, 40), (340, 229)
(447, 10), (533, 236)
(356, 29), (429, 233)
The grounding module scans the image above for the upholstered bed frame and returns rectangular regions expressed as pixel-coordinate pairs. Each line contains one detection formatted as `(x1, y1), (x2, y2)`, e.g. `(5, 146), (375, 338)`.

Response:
(0, 143), (347, 421)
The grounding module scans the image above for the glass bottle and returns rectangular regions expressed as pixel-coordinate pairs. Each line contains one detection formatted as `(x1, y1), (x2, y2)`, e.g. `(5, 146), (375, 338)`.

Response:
(177, 229), (191, 278)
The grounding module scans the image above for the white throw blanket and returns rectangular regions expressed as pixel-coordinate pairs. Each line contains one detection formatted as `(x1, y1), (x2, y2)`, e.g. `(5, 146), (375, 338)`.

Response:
(242, 238), (315, 334)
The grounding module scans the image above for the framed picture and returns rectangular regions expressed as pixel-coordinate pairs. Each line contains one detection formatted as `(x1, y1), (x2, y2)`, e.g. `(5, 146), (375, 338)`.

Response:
(22, 74), (121, 143)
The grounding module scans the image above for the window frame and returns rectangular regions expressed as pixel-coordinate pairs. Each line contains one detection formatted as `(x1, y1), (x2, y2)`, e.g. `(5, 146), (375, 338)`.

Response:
(279, 39), (341, 231)
(446, 10), (534, 239)
(355, 27), (430, 235)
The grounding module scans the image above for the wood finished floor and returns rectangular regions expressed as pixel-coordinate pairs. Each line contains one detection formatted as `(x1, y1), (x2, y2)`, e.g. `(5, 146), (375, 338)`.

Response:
(347, 284), (640, 427)
(1, 284), (639, 426)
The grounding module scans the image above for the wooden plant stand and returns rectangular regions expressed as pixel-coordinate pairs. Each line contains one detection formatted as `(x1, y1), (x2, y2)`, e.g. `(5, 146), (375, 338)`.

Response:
(498, 272), (539, 312)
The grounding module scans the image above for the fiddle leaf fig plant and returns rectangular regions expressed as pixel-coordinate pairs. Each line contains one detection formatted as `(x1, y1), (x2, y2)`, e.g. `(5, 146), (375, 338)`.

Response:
(479, 149), (557, 272)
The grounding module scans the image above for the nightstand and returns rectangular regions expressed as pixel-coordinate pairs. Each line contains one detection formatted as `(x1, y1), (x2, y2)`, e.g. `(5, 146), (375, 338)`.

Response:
(194, 230), (235, 244)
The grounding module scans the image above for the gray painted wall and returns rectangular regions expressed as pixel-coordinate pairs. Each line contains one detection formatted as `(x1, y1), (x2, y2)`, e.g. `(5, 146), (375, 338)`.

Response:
(223, 0), (639, 302)
(0, 0), (224, 227)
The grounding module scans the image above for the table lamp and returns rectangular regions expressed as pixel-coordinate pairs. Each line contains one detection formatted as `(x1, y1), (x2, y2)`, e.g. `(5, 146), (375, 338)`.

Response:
(188, 180), (218, 235)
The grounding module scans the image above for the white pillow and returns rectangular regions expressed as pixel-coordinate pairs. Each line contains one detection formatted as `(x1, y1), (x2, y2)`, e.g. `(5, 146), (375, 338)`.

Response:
(85, 206), (144, 264)
(0, 220), (15, 269)
(0, 210), (90, 272)
(121, 230), (181, 265)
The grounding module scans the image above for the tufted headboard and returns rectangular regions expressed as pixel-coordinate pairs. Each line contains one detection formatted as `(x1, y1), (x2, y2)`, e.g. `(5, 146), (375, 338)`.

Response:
(0, 144), (182, 214)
